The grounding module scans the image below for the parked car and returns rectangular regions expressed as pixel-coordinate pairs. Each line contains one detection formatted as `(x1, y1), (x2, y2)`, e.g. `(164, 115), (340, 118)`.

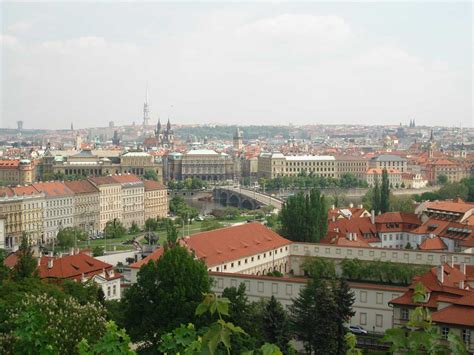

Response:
(348, 325), (368, 335)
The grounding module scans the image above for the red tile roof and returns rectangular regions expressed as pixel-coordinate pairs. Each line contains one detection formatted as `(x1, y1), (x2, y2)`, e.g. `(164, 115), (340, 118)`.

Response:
(431, 305), (474, 327)
(143, 179), (167, 191)
(32, 181), (74, 197)
(10, 185), (41, 196)
(327, 216), (379, 243)
(423, 200), (474, 214)
(419, 235), (447, 250)
(0, 160), (19, 168)
(131, 222), (291, 269)
(39, 253), (118, 281)
(319, 233), (371, 247)
(110, 174), (142, 183)
(88, 176), (121, 186)
(64, 180), (99, 194)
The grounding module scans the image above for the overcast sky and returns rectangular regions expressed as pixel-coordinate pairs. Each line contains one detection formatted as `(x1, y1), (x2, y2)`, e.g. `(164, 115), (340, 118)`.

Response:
(1, 1), (472, 129)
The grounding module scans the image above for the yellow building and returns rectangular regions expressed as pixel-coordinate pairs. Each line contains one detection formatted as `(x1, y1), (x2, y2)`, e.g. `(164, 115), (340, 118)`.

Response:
(64, 180), (101, 236)
(0, 186), (45, 248)
(143, 180), (168, 221)
(0, 159), (35, 185)
(89, 176), (123, 231)
(257, 152), (337, 179)
(111, 174), (145, 229)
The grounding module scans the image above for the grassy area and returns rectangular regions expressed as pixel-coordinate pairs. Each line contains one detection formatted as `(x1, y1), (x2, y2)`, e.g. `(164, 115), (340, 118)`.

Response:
(75, 215), (262, 252)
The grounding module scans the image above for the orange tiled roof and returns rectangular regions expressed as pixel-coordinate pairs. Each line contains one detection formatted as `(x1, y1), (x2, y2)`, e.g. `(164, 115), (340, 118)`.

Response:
(32, 181), (74, 197)
(131, 222), (291, 269)
(423, 200), (474, 214)
(419, 235), (447, 250)
(0, 160), (20, 168)
(88, 176), (121, 186)
(143, 179), (166, 191)
(64, 180), (99, 194)
(110, 174), (142, 184)
(431, 305), (474, 327)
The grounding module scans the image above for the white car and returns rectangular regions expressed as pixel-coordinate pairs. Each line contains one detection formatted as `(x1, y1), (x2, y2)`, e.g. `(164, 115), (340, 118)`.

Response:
(348, 325), (368, 335)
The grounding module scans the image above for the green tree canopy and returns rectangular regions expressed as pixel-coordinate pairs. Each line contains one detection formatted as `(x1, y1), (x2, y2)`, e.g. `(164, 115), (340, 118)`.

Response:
(57, 227), (88, 249)
(122, 246), (211, 351)
(104, 219), (126, 239)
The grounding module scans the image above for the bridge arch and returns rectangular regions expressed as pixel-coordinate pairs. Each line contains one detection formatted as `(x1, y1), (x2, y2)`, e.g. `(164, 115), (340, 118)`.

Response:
(241, 199), (255, 210)
(228, 194), (240, 207)
(219, 191), (229, 206)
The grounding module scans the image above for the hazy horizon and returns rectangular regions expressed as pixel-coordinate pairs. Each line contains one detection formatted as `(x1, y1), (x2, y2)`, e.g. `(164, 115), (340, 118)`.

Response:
(1, 2), (472, 129)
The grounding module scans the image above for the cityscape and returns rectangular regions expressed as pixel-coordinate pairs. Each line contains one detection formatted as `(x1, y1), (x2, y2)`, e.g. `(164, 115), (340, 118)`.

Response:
(1, 2), (473, 355)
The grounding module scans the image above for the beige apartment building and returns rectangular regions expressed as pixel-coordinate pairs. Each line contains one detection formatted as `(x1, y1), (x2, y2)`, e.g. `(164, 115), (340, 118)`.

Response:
(143, 180), (168, 221)
(89, 176), (123, 232)
(335, 156), (369, 179)
(257, 152), (337, 179)
(366, 168), (402, 188)
(0, 159), (36, 185)
(0, 186), (45, 248)
(32, 181), (75, 245)
(111, 175), (145, 229)
(369, 154), (407, 173)
(64, 180), (101, 236)
(168, 150), (234, 181)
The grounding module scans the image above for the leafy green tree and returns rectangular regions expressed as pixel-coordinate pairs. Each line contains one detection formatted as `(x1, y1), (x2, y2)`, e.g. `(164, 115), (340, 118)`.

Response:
(11, 233), (38, 281)
(290, 277), (339, 354)
(438, 182), (469, 200)
(122, 246), (211, 350)
(104, 219), (126, 239)
(372, 177), (381, 213)
(3, 292), (106, 354)
(380, 169), (390, 213)
(143, 169), (159, 182)
(128, 222), (140, 234)
(279, 189), (327, 242)
(302, 257), (336, 279)
(461, 177), (474, 202)
(57, 227), (87, 249)
(262, 296), (292, 354)
(0, 249), (10, 282)
(169, 196), (186, 214)
(390, 194), (415, 213)
(437, 174), (448, 185)
(78, 321), (135, 355)
(92, 246), (104, 257)
(144, 218), (159, 232)
(333, 278), (355, 354)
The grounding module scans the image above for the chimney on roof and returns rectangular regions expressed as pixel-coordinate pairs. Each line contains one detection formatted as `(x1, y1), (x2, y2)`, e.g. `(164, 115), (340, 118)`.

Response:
(450, 256), (454, 268)
(358, 204), (363, 209)
(371, 210), (375, 224)
(437, 264), (444, 284)
(354, 234), (357, 241)
(70, 247), (74, 255)
(47, 258), (54, 269)
(460, 262), (466, 275)
(460, 280), (465, 290)
(332, 215), (336, 222)
(37, 257), (41, 267)
(349, 203), (354, 208)
(331, 204), (335, 210)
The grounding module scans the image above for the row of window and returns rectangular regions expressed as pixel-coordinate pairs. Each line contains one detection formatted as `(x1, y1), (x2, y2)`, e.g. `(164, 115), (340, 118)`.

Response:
(213, 246), (289, 272)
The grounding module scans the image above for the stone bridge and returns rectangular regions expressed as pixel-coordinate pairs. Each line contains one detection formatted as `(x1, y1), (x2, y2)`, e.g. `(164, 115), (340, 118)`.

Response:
(213, 186), (284, 210)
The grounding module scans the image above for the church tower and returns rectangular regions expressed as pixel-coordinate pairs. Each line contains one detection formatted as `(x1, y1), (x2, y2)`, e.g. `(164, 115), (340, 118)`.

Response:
(143, 86), (150, 127)
(233, 127), (243, 150)
(428, 129), (436, 158)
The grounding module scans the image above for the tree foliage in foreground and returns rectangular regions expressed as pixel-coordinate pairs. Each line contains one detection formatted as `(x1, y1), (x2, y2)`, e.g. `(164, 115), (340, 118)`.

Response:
(383, 283), (467, 354)
(122, 246), (211, 351)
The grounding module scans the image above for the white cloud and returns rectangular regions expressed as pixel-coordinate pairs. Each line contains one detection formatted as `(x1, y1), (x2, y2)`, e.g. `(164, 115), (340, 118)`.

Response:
(7, 21), (33, 33)
(0, 34), (22, 50)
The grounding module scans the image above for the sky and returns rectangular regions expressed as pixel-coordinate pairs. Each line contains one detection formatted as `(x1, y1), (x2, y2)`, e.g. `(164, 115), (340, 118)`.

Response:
(1, 1), (472, 129)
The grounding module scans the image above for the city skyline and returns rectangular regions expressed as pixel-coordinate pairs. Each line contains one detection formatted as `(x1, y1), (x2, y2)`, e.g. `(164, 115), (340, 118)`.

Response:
(1, 2), (472, 129)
